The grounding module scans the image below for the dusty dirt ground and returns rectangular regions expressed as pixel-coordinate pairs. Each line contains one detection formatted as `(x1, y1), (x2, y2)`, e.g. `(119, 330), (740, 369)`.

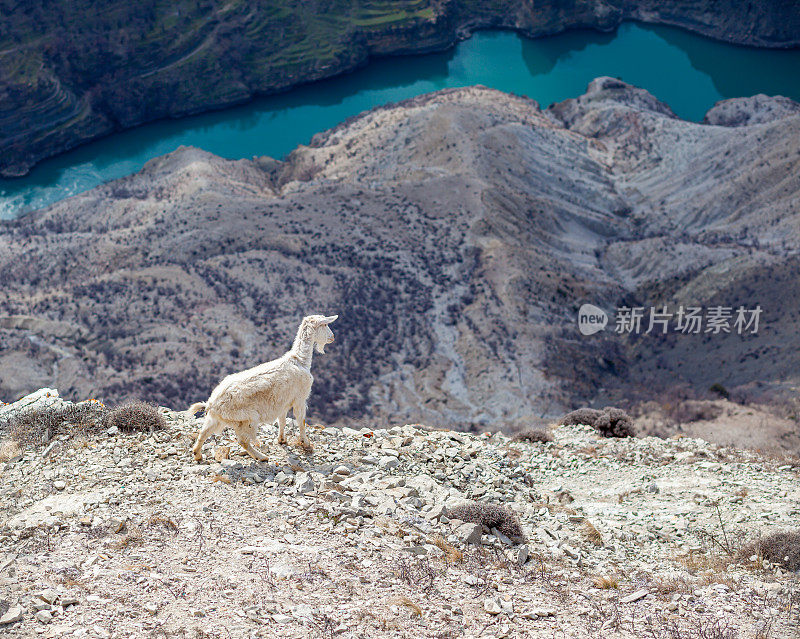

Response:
(1, 391), (799, 638)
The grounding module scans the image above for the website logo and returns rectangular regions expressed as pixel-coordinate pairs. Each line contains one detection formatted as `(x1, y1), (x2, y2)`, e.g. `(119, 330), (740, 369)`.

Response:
(577, 304), (608, 335)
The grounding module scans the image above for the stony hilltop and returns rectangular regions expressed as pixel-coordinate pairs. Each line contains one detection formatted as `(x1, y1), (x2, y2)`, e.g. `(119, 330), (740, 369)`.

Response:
(2, 0), (800, 177)
(1, 80), (799, 443)
(0, 390), (798, 638)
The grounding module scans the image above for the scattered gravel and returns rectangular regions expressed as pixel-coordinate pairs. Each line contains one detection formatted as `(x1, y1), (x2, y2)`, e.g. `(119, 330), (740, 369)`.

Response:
(1, 389), (798, 638)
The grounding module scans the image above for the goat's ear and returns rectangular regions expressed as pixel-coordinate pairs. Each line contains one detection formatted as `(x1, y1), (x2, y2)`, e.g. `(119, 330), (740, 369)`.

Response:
(322, 315), (338, 324)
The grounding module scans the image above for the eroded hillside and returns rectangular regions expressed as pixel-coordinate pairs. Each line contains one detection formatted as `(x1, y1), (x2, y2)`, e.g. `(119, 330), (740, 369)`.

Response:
(0, 81), (799, 435)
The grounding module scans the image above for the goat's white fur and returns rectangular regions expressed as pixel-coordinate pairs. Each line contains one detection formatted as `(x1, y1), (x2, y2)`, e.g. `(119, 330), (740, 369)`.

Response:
(188, 314), (337, 461)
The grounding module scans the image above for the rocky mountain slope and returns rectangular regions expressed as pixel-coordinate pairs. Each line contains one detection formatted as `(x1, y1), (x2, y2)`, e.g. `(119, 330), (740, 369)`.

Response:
(0, 390), (798, 638)
(1, 80), (799, 439)
(2, 0), (799, 177)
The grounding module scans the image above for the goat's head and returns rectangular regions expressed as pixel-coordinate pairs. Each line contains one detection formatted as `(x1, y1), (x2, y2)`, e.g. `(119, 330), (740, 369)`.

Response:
(304, 314), (338, 354)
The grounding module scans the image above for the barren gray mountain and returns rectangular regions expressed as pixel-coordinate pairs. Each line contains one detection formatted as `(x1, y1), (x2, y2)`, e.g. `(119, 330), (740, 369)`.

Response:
(1, 80), (798, 440)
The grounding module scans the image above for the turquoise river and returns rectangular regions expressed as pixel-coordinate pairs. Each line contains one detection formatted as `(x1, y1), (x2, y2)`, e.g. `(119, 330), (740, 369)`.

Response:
(2, 22), (800, 219)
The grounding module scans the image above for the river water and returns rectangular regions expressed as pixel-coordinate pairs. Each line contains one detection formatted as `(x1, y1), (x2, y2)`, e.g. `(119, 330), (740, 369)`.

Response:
(2, 22), (799, 219)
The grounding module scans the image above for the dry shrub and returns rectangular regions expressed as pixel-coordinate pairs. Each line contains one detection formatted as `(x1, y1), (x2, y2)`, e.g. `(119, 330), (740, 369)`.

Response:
(502, 447), (523, 460)
(449, 502), (525, 541)
(677, 552), (730, 575)
(653, 575), (693, 595)
(3, 402), (106, 447)
(430, 534), (463, 563)
(664, 400), (723, 425)
(512, 428), (553, 443)
(593, 575), (618, 589)
(581, 520), (604, 547)
(113, 527), (143, 550)
(560, 408), (601, 427)
(393, 596), (422, 617)
(147, 516), (178, 533)
(0, 439), (22, 461)
(560, 406), (634, 438)
(103, 401), (165, 432)
(740, 530), (800, 571)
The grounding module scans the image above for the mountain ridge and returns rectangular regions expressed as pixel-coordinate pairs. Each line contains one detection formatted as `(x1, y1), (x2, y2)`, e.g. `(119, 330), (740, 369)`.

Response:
(0, 80), (798, 441)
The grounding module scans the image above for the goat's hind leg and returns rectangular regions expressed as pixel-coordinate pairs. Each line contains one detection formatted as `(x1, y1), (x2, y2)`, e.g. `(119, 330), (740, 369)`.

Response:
(192, 413), (224, 462)
(277, 413), (287, 445)
(236, 421), (268, 462)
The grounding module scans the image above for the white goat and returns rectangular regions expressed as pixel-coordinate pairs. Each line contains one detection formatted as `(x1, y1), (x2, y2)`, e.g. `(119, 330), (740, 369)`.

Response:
(187, 314), (337, 461)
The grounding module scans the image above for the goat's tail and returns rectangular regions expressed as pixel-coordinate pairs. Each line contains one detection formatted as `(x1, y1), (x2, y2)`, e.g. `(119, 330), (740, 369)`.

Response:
(186, 402), (207, 417)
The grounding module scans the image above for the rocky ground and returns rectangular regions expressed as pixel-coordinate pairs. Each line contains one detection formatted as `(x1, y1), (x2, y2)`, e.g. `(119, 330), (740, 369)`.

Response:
(1, 390), (798, 638)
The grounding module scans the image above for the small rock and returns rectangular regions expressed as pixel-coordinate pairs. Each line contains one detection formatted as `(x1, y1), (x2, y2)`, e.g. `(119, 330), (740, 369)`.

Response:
(484, 598), (503, 615)
(455, 522), (482, 545)
(515, 544), (529, 566)
(491, 528), (513, 546)
(425, 503), (448, 521)
(32, 599), (52, 612)
(0, 605), (23, 624)
(108, 517), (126, 533)
(214, 446), (230, 462)
(53, 480), (66, 491)
(35, 610), (53, 623)
(403, 545), (428, 556)
(144, 603), (158, 615)
(295, 472), (315, 495)
(534, 608), (556, 617)
(562, 544), (580, 560)
(621, 589), (649, 604)
(36, 589), (59, 604)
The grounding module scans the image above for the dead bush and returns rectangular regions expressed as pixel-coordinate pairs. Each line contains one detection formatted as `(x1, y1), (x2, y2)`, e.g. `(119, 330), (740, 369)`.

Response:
(581, 520), (604, 547)
(663, 400), (723, 425)
(740, 530), (800, 571)
(512, 428), (553, 443)
(103, 401), (165, 432)
(449, 502), (525, 541)
(560, 406), (634, 438)
(560, 408), (601, 427)
(3, 402), (107, 447)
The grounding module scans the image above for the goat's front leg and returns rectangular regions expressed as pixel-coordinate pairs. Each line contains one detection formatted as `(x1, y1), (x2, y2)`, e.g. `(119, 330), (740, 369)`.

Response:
(294, 402), (309, 446)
